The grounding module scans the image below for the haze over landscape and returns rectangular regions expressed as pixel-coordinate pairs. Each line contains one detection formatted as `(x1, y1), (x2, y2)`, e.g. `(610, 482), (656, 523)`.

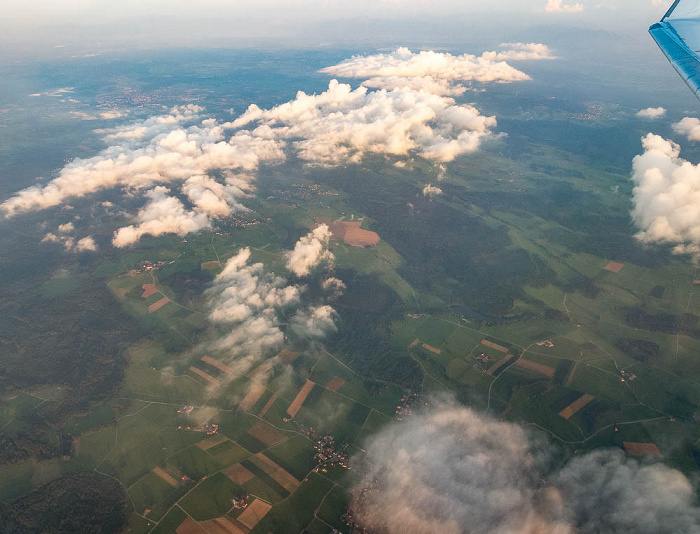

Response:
(3, 1), (700, 533)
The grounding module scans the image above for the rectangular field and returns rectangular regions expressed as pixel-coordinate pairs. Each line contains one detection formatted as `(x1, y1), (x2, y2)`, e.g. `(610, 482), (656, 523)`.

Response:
(239, 383), (266, 412)
(247, 421), (285, 447)
(237, 499), (272, 530)
(199, 517), (245, 534)
(196, 434), (228, 451)
(258, 395), (277, 417)
(222, 463), (255, 485)
(201, 356), (231, 374)
(176, 517), (206, 534)
(189, 366), (221, 387)
(482, 339), (509, 353)
(250, 453), (301, 493)
(486, 355), (513, 376)
(152, 467), (179, 488)
(559, 394), (595, 419)
(623, 442), (662, 457)
(515, 359), (555, 377)
(148, 297), (171, 313)
(141, 284), (158, 298)
(422, 343), (441, 355)
(287, 380), (315, 418)
(325, 377), (345, 392)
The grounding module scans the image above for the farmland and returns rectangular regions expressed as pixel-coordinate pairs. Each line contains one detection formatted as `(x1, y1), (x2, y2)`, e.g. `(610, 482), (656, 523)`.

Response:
(3, 46), (700, 534)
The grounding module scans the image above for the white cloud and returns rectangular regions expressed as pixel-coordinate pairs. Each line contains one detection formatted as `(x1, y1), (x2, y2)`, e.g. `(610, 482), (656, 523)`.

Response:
(673, 117), (700, 141)
(74, 236), (98, 251)
(630, 133), (700, 257)
(353, 401), (700, 534)
(488, 43), (557, 61)
(181, 173), (251, 217)
(41, 224), (97, 252)
(206, 248), (300, 360)
(0, 104), (284, 218)
(320, 46), (551, 96)
(322, 276), (346, 297)
(232, 80), (497, 165)
(545, 0), (584, 12)
(112, 186), (212, 247)
(290, 305), (337, 339)
(57, 222), (74, 233)
(285, 224), (334, 276)
(99, 109), (128, 120)
(637, 107), (667, 119)
(422, 183), (443, 196)
(203, 248), (337, 380)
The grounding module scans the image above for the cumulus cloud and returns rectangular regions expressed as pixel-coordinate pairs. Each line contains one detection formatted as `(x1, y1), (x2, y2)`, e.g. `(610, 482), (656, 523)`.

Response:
(630, 133), (700, 257)
(204, 248), (338, 381)
(673, 117), (700, 141)
(98, 109), (128, 120)
(422, 183), (443, 196)
(637, 107), (667, 119)
(4, 48), (544, 248)
(353, 402), (700, 534)
(41, 224), (97, 252)
(290, 305), (337, 339)
(322, 276), (346, 298)
(0, 104), (284, 218)
(232, 80), (497, 165)
(112, 186), (212, 247)
(285, 224), (334, 276)
(207, 248), (300, 360)
(545, 0), (584, 13)
(320, 46), (552, 96)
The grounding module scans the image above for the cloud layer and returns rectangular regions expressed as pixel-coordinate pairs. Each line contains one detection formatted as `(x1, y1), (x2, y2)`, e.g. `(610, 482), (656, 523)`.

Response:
(0, 104), (283, 218)
(630, 134), (700, 257)
(321, 46), (553, 95)
(2, 48), (548, 247)
(232, 79), (497, 165)
(545, 0), (584, 13)
(205, 247), (337, 374)
(353, 402), (700, 534)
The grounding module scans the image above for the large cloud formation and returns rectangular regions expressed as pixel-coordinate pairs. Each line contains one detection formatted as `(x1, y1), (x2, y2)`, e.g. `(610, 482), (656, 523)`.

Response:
(673, 117), (700, 141)
(321, 46), (553, 96)
(1, 47), (547, 246)
(232, 79), (497, 165)
(285, 224), (334, 276)
(0, 105), (284, 218)
(353, 402), (700, 534)
(630, 134), (700, 257)
(205, 247), (337, 374)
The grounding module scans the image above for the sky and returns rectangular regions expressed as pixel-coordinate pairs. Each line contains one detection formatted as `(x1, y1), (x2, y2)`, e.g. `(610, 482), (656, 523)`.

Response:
(0, 0), (672, 55)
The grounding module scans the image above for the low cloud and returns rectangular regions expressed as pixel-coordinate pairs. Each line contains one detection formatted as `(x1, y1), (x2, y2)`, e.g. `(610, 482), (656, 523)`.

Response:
(673, 117), (700, 141)
(545, 0), (584, 13)
(42, 224), (98, 252)
(290, 304), (337, 340)
(112, 186), (212, 247)
(232, 80), (497, 165)
(4, 49), (548, 248)
(0, 104), (284, 218)
(630, 133), (700, 257)
(320, 46), (552, 96)
(637, 107), (667, 119)
(422, 183), (443, 196)
(204, 248), (337, 379)
(353, 402), (700, 534)
(285, 224), (334, 277)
